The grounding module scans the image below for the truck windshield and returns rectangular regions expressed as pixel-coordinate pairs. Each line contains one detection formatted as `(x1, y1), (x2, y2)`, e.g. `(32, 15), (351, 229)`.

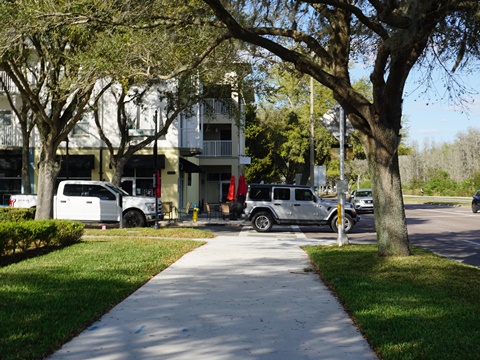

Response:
(104, 183), (129, 196)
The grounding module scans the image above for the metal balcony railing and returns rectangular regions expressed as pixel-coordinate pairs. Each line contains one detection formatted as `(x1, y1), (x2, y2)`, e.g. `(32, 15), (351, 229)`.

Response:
(179, 128), (201, 149)
(0, 72), (18, 93)
(201, 140), (232, 156)
(202, 98), (234, 115)
(0, 125), (22, 147)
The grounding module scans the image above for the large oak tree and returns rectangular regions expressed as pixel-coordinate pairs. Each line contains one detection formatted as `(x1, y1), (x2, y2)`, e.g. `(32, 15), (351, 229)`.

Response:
(0, 2), (102, 219)
(0, 1), (241, 217)
(200, 0), (480, 256)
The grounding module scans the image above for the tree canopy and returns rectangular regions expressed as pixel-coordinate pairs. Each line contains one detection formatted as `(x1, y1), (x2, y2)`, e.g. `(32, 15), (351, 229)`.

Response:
(0, 0), (243, 218)
(1, 0), (478, 256)
(246, 65), (346, 185)
(200, 0), (479, 256)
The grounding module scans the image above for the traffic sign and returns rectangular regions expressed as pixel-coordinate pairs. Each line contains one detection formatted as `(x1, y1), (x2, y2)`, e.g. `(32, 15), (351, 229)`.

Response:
(319, 105), (354, 140)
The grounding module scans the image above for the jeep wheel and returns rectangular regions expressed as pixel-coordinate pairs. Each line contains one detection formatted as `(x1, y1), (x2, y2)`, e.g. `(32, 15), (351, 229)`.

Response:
(252, 211), (273, 232)
(123, 210), (146, 228)
(330, 213), (354, 233)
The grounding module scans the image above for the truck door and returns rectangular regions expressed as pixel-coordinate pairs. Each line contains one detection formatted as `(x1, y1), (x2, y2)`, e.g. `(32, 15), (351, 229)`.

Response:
(57, 184), (118, 221)
(56, 184), (87, 220)
(272, 187), (294, 219)
(87, 185), (118, 221)
(292, 188), (326, 221)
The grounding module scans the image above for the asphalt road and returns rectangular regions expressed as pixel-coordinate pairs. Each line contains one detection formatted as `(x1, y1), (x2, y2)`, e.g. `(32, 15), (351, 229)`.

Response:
(405, 203), (480, 267)
(206, 203), (480, 267)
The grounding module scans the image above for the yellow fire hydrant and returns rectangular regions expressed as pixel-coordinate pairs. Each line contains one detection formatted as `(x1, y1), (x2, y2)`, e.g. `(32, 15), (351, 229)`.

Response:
(192, 204), (199, 222)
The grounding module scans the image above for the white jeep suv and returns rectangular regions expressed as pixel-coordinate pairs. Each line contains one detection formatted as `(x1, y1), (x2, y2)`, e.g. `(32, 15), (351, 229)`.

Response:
(243, 184), (360, 233)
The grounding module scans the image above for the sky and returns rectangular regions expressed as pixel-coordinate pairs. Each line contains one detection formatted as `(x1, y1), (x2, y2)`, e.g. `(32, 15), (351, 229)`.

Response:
(401, 74), (480, 147)
(351, 65), (480, 147)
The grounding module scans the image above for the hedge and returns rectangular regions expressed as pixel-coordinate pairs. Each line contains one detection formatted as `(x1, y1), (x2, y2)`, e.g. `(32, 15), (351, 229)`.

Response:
(0, 220), (84, 256)
(0, 207), (35, 222)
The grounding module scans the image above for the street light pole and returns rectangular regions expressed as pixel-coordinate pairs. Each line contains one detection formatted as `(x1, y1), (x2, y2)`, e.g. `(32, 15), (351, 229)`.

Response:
(337, 105), (349, 246)
(65, 136), (69, 180)
(310, 77), (315, 189)
(154, 110), (159, 230)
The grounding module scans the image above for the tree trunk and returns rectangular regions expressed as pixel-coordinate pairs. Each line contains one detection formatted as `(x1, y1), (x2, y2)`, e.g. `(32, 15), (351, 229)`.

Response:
(110, 165), (122, 187)
(35, 145), (61, 220)
(110, 157), (129, 187)
(364, 129), (410, 257)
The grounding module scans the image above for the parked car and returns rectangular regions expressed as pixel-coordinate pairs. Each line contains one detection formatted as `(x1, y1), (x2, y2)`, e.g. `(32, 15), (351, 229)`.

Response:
(349, 188), (374, 213)
(471, 190), (480, 213)
(9, 180), (163, 227)
(243, 183), (360, 233)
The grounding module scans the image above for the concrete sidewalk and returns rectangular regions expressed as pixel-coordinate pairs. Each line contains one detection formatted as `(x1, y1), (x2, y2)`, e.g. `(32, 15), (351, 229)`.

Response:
(48, 235), (377, 360)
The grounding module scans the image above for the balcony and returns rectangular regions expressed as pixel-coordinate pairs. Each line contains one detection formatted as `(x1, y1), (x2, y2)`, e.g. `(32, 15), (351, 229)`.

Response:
(201, 140), (232, 157)
(179, 127), (202, 156)
(0, 72), (18, 93)
(202, 98), (235, 115)
(0, 124), (22, 148)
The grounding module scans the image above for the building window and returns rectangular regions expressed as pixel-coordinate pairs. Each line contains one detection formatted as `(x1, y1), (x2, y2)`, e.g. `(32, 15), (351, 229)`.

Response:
(72, 115), (90, 137)
(0, 110), (12, 125)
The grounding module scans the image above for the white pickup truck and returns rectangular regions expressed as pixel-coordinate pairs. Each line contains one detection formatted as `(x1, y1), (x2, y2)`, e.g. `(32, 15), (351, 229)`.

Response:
(9, 180), (163, 227)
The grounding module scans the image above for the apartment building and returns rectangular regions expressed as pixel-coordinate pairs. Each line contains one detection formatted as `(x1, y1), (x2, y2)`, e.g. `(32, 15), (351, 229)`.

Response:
(0, 73), (250, 213)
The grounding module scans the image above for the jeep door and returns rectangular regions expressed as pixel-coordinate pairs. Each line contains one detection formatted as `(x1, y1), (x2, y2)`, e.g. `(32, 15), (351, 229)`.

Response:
(292, 188), (328, 221)
(272, 187), (294, 219)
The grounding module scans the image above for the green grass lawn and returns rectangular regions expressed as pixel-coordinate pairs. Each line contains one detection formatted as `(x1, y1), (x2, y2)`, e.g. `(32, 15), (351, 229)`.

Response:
(304, 244), (480, 360)
(402, 195), (470, 207)
(83, 226), (216, 238)
(3, 227), (480, 360)
(0, 229), (207, 360)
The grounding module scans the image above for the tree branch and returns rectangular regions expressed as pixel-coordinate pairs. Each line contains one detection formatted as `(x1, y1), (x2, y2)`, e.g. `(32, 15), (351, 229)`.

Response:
(303, 0), (391, 37)
(251, 27), (332, 64)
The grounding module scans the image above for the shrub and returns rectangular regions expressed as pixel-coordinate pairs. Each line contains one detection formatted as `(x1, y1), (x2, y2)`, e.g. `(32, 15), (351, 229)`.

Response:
(49, 220), (85, 246)
(0, 222), (27, 254)
(457, 178), (477, 197)
(0, 208), (35, 222)
(0, 225), (9, 255)
(424, 169), (457, 196)
(359, 180), (372, 189)
(0, 220), (84, 256)
(407, 177), (426, 190)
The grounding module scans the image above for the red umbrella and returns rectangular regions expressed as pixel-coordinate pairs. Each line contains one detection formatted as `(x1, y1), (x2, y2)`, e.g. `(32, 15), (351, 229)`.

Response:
(227, 175), (236, 201)
(237, 174), (247, 198)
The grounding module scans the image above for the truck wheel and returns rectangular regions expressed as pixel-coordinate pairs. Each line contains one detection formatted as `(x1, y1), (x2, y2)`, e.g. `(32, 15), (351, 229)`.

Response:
(123, 210), (146, 228)
(330, 213), (354, 233)
(252, 211), (273, 232)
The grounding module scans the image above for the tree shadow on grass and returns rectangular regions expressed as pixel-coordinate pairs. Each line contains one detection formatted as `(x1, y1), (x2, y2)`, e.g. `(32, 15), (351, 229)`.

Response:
(0, 245), (65, 267)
